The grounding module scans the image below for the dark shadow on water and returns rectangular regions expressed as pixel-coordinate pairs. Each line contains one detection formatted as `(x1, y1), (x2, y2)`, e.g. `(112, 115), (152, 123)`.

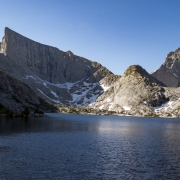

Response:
(0, 114), (101, 135)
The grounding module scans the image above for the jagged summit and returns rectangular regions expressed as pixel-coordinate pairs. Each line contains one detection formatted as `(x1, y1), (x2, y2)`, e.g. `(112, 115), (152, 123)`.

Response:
(152, 48), (180, 87)
(0, 27), (112, 83)
(66, 50), (74, 57)
(124, 65), (149, 76)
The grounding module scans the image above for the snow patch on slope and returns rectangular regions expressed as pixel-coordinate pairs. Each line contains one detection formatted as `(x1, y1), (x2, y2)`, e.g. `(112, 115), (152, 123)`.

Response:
(100, 83), (110, 92)
(25, 75), (83, 90)
(99, 105), (104, 110)
(108, 103), (113, 111)
(43, 82), (58, 98)
(70, 82), (100, 106)
(24, 75), (102, 106)
(172, 73), (179, 78)
(25, 75), (36, 80)
(56, 82), (80, 90)
(37, 89), (61, 104)
(123, 106), (131, 111)
(83, 94), (100, 106)
(154, 101), (173, 112)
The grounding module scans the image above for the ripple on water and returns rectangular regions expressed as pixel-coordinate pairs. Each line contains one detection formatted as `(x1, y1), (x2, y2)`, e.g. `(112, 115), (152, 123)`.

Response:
(0, 115), (180, 179)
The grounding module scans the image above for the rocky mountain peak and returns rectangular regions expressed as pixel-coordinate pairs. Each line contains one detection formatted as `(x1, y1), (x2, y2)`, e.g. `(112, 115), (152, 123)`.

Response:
(66, 50), (74, 57)
(123, 65), (165, 86)
(91, 64), (169, 116)
(152, 48), (180, 87)
(124, 65), (149, 77)
(165, 48), (180, 65)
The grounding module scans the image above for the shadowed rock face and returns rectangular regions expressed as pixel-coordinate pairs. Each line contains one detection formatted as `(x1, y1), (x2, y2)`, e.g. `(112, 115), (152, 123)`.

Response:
(0, 27), (112, 83)
(152, 48), (180, 87)
(0, 69), (39, 110)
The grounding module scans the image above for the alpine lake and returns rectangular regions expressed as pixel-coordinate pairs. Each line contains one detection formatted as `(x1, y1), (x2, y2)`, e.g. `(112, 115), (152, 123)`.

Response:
(1, 113), (180, 179)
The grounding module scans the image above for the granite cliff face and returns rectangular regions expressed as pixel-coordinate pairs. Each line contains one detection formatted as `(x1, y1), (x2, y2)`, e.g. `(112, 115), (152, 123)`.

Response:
(152, 48), (180, 87)
(0, 27), (112, 83)
(0, 27), (112, 105)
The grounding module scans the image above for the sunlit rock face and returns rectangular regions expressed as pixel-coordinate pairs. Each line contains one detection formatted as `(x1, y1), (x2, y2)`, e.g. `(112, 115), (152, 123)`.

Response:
(91, 65), (170, 116)
(152, 48), (180, 87)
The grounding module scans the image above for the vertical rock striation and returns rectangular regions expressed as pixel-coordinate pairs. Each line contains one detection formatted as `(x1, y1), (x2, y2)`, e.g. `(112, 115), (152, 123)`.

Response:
(0, 27), (112, 83)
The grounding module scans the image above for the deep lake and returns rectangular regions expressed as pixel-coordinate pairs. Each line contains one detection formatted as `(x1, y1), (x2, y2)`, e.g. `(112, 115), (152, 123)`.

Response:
(1, 113), (180, 179)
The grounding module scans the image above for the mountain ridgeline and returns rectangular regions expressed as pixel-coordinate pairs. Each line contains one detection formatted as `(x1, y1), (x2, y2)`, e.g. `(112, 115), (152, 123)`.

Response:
(152, 48), (180, 87)
(1, 27), (180, 117)
(0, 27), (112, 83)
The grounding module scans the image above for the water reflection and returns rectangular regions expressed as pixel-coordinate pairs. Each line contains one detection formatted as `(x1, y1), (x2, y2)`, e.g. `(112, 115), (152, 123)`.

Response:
(0, 115), (100, 135)
(1, 114), (180, 179)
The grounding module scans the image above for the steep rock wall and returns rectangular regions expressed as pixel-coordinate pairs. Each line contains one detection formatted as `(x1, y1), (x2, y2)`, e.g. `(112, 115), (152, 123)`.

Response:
(0, 27), (112, 83)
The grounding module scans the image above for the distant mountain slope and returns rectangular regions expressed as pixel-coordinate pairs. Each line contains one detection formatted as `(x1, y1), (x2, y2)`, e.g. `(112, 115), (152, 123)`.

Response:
(152, 48), (180, 87)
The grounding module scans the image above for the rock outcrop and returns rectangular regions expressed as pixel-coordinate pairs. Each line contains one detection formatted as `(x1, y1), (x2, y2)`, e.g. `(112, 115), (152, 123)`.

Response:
(90, 65), (171, 116)
(152, 48), (180, 87)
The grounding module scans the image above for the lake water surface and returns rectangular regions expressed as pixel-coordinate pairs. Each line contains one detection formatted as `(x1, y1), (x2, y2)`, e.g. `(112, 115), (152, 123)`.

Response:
(1, 113), (180, 179)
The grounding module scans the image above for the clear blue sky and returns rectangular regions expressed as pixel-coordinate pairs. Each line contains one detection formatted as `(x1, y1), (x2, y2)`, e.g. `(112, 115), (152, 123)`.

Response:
(1, 0), (180, 75)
